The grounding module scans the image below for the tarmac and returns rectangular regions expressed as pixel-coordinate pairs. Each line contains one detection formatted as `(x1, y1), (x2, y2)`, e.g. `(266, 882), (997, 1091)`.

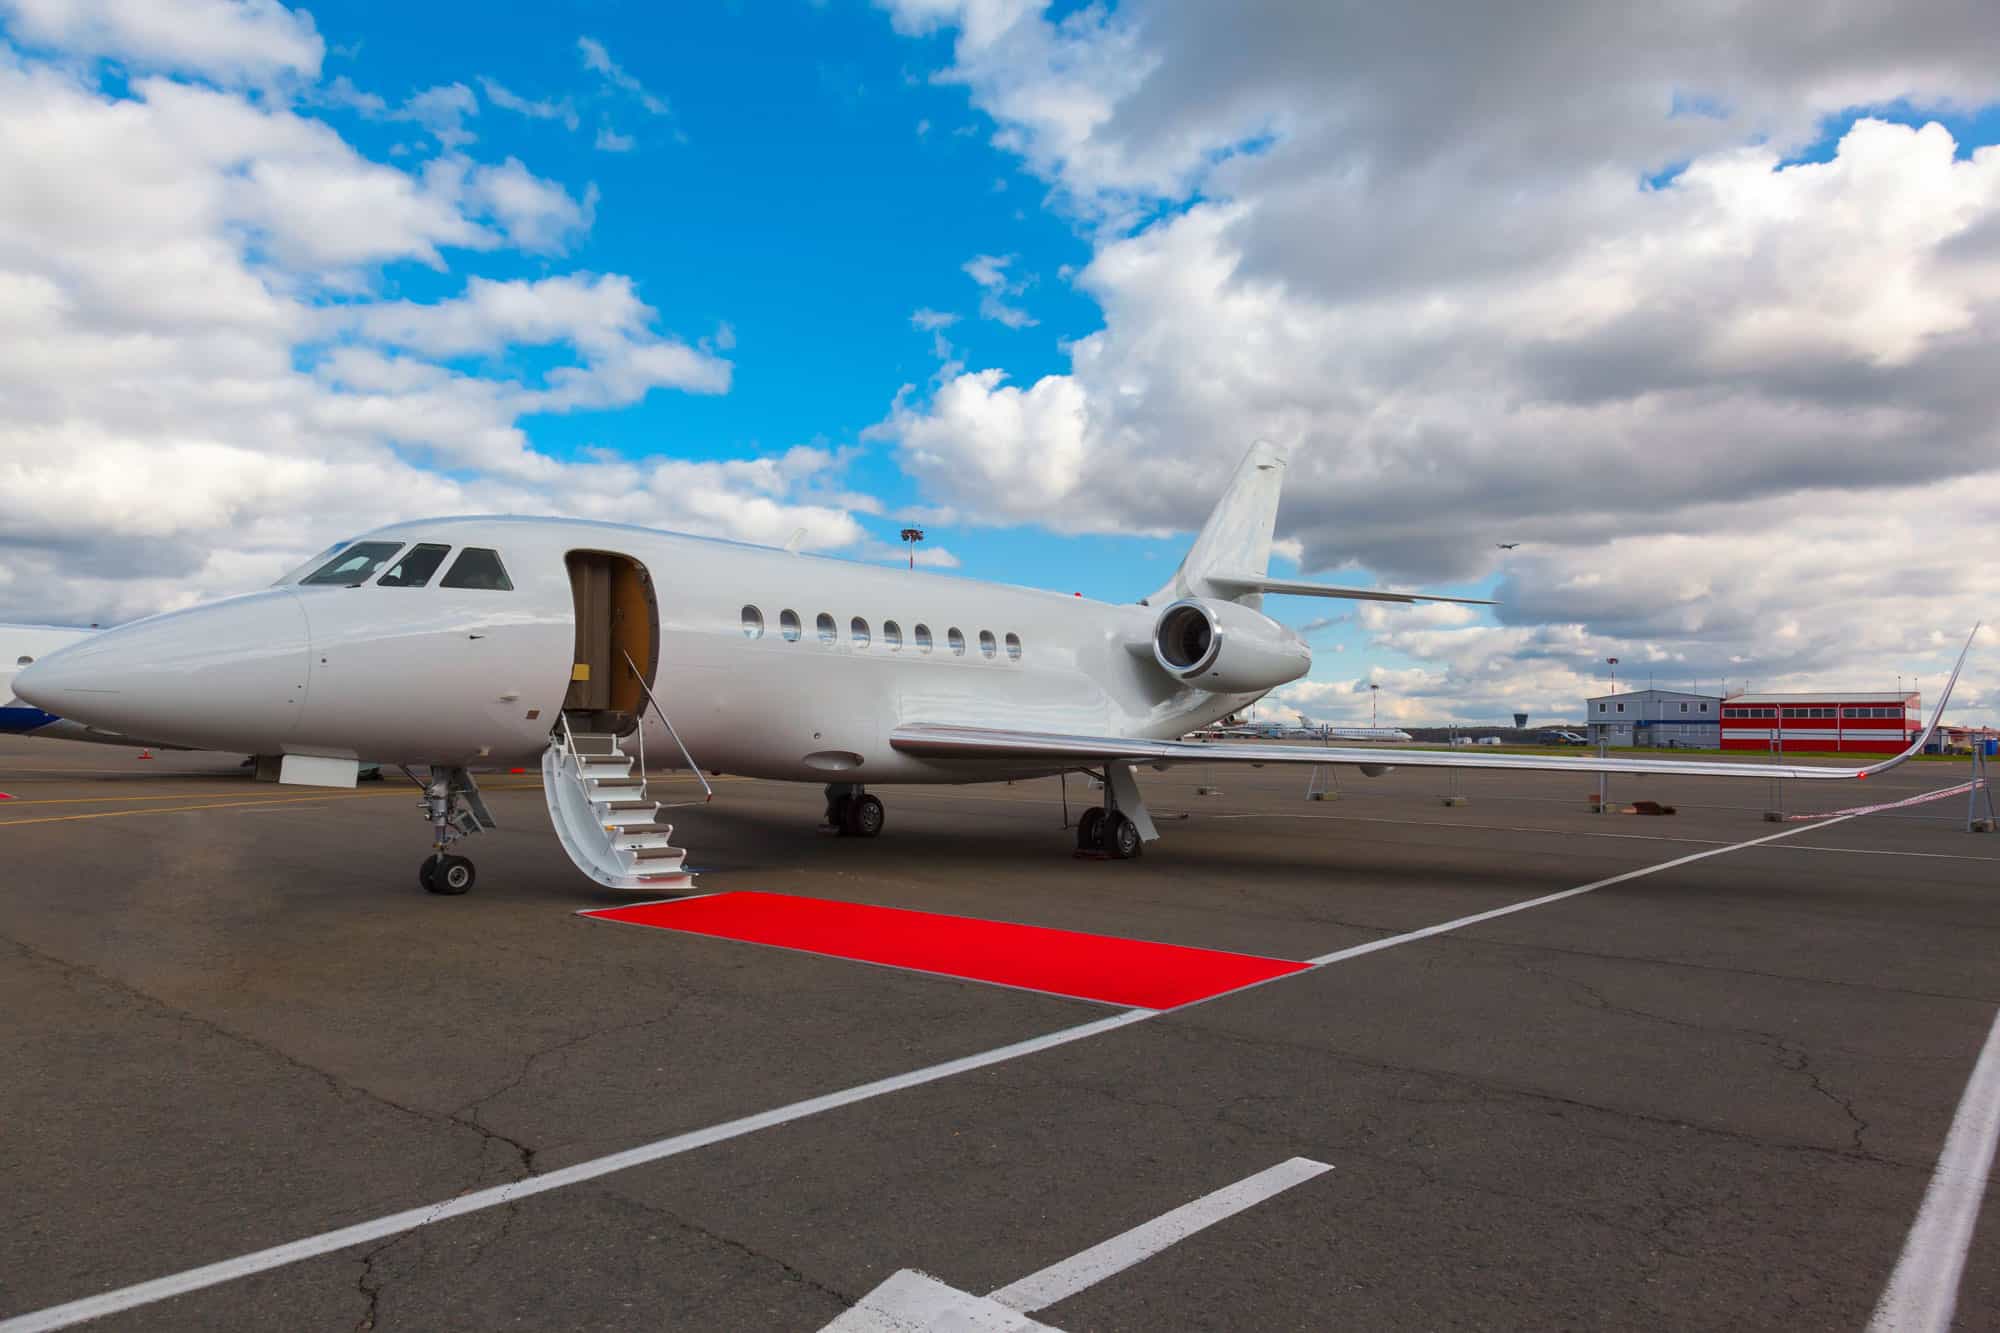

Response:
(1, 733), (1996, 1330)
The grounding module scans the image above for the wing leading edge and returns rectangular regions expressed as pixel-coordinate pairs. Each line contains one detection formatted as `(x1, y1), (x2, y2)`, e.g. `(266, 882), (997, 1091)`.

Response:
(893, 626), (1980, 784)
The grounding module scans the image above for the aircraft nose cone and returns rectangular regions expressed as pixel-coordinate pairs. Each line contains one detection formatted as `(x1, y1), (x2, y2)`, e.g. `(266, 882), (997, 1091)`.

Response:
(14, 590), (312, 751)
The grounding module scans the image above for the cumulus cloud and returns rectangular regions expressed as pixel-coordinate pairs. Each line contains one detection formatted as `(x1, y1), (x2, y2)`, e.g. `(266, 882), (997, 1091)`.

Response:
(871, 0), (2000, 721)
(578, 35), (668, 115)
(0, 36), (878, 624)
(0, 0), (324, 83)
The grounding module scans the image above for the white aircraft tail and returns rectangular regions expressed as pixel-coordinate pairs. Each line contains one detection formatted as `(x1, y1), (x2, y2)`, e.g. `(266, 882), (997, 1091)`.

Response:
(1151, 440), (1289, 608)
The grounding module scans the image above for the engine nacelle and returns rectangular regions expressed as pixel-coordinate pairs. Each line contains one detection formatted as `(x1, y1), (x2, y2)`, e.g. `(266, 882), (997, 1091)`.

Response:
(1151, 598), (1310, 694)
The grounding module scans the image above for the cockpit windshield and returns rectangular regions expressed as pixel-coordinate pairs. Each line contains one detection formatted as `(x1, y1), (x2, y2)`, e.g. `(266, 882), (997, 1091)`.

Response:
(377, 543), (452, 588)
(299, 541), (405, 587)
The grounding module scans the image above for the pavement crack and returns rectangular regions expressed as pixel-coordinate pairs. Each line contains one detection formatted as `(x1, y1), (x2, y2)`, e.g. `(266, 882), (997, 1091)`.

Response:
(601, 1190), (853, 1306)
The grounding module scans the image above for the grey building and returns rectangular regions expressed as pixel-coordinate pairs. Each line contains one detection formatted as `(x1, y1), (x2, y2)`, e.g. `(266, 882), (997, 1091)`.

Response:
(1584, 688), (1723, 748)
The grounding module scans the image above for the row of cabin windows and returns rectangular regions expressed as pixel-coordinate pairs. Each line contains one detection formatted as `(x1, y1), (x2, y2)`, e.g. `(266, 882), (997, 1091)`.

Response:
(739, 606), (1021, 661)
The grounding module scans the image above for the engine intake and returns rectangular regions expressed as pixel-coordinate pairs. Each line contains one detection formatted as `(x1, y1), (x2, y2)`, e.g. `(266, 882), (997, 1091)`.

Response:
(1150, 598), (1310, 694)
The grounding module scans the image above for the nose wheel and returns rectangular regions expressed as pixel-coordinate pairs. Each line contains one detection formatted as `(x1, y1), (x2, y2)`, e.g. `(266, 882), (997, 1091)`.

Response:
(406, 765), (496, 895)
(420, 854), (477, 895)
(824, 783), (885, 837)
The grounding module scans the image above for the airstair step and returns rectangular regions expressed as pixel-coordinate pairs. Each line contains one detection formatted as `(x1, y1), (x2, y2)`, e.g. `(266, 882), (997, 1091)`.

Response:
(633, 871), (697, 890)
(629, 845), (687, 863)
(578, 759), (634, 778)
(586, 780), (645, 798)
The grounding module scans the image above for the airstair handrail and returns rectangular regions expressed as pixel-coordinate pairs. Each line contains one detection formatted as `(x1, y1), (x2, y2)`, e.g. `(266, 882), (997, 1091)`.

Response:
(623, 649), (714, 803)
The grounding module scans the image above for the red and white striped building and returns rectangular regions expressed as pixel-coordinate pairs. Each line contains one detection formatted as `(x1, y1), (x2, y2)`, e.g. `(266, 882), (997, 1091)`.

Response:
(1719, 691), (1919, 754)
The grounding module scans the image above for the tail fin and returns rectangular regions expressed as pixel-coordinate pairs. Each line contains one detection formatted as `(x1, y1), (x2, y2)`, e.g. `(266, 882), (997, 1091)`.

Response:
(1149, 440), (1289, 607)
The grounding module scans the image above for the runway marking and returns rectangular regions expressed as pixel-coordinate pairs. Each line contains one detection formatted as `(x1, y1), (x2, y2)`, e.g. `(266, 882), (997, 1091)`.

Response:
(988, 1156), (1332, 1312)
(582, 892), (1310, 1010)
(1300, 813), (1862, 967)
(0, 1010), (1154, 1333)
(1868, 1008), (2000, 1333)
(824, 1157), (1332, 1331)
(0, 809), (1885, 1331)
(0, 784), (545, 828)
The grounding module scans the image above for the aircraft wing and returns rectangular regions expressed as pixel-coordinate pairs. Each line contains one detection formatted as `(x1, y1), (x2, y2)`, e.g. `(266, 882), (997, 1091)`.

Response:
(894, 626), (1979, 783)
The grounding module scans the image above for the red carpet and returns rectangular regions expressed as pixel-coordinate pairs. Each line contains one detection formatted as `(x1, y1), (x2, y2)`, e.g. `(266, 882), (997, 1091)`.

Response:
(581, 892), (1309, 1010)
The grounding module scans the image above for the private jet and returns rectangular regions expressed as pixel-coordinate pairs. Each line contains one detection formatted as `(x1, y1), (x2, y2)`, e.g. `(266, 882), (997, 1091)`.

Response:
(12, 443), (1974, 897)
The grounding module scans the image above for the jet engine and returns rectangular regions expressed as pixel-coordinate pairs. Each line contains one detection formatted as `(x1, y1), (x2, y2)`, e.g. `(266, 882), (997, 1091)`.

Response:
(1150, 598), (1310, 694)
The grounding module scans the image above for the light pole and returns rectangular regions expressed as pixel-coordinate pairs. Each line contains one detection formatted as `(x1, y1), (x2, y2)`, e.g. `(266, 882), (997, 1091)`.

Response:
(1369, 682), (1380, 729)
(1606, 657), (1619, 694)
(899, 526), (925, 569)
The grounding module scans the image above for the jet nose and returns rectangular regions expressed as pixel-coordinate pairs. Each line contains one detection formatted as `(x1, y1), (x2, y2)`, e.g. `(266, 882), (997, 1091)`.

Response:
(15, 589), (311, 752)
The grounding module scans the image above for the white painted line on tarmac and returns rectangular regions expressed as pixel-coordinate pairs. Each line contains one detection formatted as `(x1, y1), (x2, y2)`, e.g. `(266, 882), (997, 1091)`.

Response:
(1867, 1008), (2000, 1333)
(0, 1010), (1153, 1333)
(0, 811), (1876, 1330)
(822, 1157), (1332, 1331)
(1305, 812), (1861, 966)
(988, 1156), (1331, 1313)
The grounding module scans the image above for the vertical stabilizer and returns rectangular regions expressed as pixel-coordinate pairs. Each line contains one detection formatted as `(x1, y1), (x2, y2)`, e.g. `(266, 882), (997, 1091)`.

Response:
(1149, 440), (1289, 607)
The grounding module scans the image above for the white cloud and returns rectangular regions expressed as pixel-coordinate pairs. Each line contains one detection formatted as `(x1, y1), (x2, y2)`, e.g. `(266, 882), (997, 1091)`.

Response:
(0, 38), (881, 625)
(578, 35), (669, 115)
(478, 76), (579, 131)
(594, 125), (634, 152)
(961, 251), (1036, 327)
(873, 2), (2000, 722)
(0, 0), (323, 82)
(910, 307), (959, 331)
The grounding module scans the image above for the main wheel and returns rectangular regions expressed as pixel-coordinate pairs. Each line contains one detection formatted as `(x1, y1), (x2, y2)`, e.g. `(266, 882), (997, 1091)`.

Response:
(845, 794), (886, 838)
(1103, 812), (1143, 860)
(1075, 806), (1106, 851)
(424, 854), (475, 895)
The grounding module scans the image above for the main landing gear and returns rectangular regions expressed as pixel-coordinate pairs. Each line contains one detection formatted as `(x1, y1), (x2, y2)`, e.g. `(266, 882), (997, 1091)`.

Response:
(405, 765), (496, 895)
(824, 782), (885, 838)
(1072, 762), (1156, 860)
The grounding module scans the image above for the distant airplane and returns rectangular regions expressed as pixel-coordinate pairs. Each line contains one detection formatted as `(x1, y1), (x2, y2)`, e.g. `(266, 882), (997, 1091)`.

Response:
(1496, 542), (1519, 550)
(13, 442), (1975, 896)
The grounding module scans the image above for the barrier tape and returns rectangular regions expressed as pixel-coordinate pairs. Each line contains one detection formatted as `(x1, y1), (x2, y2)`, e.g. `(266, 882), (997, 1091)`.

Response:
(1783, 778), (1988, 822)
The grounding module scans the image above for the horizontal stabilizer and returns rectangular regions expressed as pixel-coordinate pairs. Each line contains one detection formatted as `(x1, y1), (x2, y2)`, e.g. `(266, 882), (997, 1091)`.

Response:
(1207, 574), (1495, 607)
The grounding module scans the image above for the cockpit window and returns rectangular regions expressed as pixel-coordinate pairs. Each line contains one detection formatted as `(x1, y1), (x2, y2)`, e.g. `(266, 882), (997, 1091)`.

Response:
(376, 543), (452, 588)
(439, 547), (513, 591)
(299, 541), (405, 586)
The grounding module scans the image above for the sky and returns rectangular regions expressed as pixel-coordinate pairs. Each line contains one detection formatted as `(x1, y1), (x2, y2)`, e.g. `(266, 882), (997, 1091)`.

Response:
(0, 0), (1995, 727)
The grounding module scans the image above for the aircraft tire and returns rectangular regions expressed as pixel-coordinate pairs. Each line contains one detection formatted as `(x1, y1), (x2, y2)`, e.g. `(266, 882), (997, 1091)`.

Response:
(848, 794), (886, 838)
(1104, 812), (1142, 860)
(424, 854), (475, 895)
(1075, 806), (1106, 851)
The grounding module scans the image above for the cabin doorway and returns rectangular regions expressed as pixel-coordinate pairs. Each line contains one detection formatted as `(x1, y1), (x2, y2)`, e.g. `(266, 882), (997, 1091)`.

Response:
(564, 551), (659, 735)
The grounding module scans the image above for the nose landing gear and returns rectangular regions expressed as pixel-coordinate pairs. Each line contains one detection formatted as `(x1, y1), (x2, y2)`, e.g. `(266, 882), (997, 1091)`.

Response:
(406, 766), (495, 895)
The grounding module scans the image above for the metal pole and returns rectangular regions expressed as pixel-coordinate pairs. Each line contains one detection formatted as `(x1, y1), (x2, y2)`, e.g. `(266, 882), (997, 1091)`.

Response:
(1597, 733), (1609, 813)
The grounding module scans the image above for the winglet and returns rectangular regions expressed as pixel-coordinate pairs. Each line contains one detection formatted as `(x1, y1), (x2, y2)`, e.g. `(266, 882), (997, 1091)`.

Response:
(1856, 622), (1981, 778)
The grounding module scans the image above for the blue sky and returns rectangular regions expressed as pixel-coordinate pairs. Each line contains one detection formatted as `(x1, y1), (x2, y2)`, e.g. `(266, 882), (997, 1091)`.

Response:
(4, 0), (1994, 725)
(307, 1), (1164, 591)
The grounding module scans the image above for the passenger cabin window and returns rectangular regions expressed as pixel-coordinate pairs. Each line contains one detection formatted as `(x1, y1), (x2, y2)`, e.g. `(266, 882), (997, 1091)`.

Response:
(1005, 632), (1021, 662)
(780, 609), (801, 642)
(914, 623), (933, 653)
(884, 620), (903, 650)
(742, 606), (764, 639)
(439, 547), (513, 591)
(300, 541), (404, 586)
(816, 613), (837, 645)
(376, 543), (452, 588)
(948, 627), (966, 656)
(852, 617), (871, 648)
(978, 630), (996, 659)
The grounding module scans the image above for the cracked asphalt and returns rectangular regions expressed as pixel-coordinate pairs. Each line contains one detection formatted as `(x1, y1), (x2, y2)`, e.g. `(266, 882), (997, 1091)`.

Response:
(1, 735), (1996, 1330)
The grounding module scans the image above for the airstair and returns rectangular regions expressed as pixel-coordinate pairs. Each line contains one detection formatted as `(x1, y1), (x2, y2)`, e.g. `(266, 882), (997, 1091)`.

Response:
(542, 656), (710, 893)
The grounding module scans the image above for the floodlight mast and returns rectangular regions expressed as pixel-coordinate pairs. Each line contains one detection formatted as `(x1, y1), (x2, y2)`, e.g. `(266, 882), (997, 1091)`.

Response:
(899, 526), (925, 569)
(1606, 657), (1619, 694)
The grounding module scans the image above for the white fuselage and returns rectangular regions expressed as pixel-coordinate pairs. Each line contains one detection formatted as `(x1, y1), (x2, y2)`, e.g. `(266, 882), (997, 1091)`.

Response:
(14, 517), (1274, 783)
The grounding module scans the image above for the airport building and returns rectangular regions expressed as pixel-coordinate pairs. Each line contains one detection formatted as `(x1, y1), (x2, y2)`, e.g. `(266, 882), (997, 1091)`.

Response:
(1584, 689), (1722, 748)
(1719, 691), (1919, 754)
